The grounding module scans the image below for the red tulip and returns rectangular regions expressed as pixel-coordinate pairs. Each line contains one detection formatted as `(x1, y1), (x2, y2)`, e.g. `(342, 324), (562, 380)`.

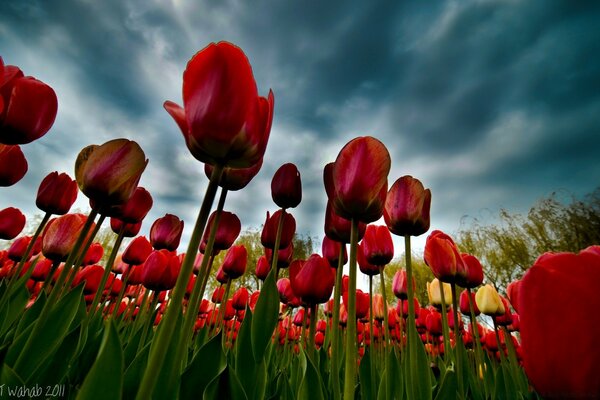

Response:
(221, 245), (247, 279)
(372, 294), (385, 321)
(459, 289), (479, 316)
(42, 214), (94, 262)
(392, 269), (415, 300)
(361, 224), (394, 266)
(211, 286), (225, 303)
(215, 265), (229, 284)
(164, 41), (274, 168)
(519, 249), (600, 398)
(425, 310), (443, 336)
(260, 210), (296, 249)
(271, 163), (302, 209)
(343, 289), (370, 319)
(255, 255), (270, 281)
(0, 61), (58, 145)
(8, 235), (40, 262)
(265, 242), (294, 269)
(276, 277), (300, 307)
(141, 249), (181, 292)
(73, 265), (114, 294)
(150, 214), (184, 251)
(506, 279), (522, 314)
(109, 186), (153, 223)
(200, 210), (241, 254)
(81, 242), (104, 266)
(110, 218), (142, 237)
(75, 138), (148, 210)
(0, 144), (27, 186)
(29, 257), (53, 282)
(398, 297), (421, 317)
(0, 207), (26, 240)
(232, 287), (249, 310)
(323, 199), (366, 243)
(205, 158), (263, 191)
(329, 137), (390, 223)
(36, 172), (78, 215)
(122, 236), (152, 265)
(384, 175), (431, 237)
(290, 255), (335, 305)
(357, 242), (380, 276)
(458, 253), (484, 289)
(321, 236), (347, 268)
(424, 230), (467, 284)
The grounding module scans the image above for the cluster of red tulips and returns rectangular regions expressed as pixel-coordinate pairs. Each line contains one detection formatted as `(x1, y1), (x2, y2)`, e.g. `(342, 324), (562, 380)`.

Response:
(1, 42), (599, 400)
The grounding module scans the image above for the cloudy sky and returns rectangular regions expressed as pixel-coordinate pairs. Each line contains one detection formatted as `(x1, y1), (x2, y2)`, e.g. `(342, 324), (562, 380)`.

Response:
(2, 1), (599, 257)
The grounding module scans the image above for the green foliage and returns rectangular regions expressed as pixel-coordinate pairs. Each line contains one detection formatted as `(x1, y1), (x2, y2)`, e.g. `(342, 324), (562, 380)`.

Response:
(379, 256), (435, 307)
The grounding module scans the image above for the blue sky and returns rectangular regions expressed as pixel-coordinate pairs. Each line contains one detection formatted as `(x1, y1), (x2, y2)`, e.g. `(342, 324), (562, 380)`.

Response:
(2, 1), (600, 257)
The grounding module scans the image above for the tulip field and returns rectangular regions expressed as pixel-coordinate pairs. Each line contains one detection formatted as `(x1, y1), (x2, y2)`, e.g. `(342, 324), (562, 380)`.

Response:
(1, 42), (600, 400)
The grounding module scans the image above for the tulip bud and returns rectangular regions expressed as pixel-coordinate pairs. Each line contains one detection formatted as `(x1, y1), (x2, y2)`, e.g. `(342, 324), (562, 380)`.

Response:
(0, 207), (26, 240)
(276, 277), (300, 307)
(109, 186), (153, 223)
(357, 242), (380, 276)
(343, 289), (370, 319)
(8, 235), (40, 262)
(0, 63), (58, 145)
(323, 199), (366, 243)
(141, 249), (181, 292)
(458, 253), (484, 289)
(81, 242), (104, 266)
(232, 287), (249, 310)
(321, 236), (347, 268)
(122, 236), (152, 265)
(289, 254), (335, 305)
(265, 241), (294, 269)
(328, 137), (391, 223)
(221, 245), (248, 279)
(361, 224), (394, 266)
(42, 214), (94, 262)
(205, 158), (263, 191)
(255, 255), (270, 281)
(260, 210), (296, 249)
(150, 214), (184, 251)
(459, 289), (479, 316)
(427, 279), (453, 307)
(424, 230), (467, 284)
(200, 210), (241, 254)
(29, 257), (53, 282)
(110, 218), (142, 237)
(392, 269), (415, 300)
(36, 172), (78, 215)
(384, 176), (431, 237)
(475, 284), (505, 316)
(426, 311), (443, 336)
(271, 163), (302, 209)
(0, 144), (27, 186)
(212, 285), (225, 303)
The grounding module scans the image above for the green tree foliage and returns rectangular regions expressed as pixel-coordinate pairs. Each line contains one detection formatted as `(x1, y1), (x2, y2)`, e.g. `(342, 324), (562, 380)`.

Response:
(376, 255), (434, 308)
(456, 188), (600, 292)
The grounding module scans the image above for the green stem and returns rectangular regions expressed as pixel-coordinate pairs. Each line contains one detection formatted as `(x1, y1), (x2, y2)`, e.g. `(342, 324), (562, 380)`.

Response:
(467, 288), (487, 395)
(13, 209), (98, 373)
(136, 163), (223, 400)
(404, 235), (417, 398)
(40, 260), (61, 294)
(110, 267), (131, 319)
(342, 218), (359, 400)
(438, 281), (452, 360)
(138, 291), (160, 354)
(330, 245), (344, 400)
(451, 282), (464, 395)
(308, 303), (317, 363)
(368, 275), (376, 400)
(379, 270), (390, 348)
(214, 278), (232, 338)
(272, 208), (286, 282)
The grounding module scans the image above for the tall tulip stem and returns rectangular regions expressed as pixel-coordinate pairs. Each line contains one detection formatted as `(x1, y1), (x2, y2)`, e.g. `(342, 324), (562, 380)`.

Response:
(438, 282), (452, 359)
(451, 282), (464, 395)
(308, 303), (318, 362)
(379, 271), (390, 347)
(330, 245), (345, 400)
(404, 235), (417, 398)
(272, 208), (286, 280)
(136, 163), (224, 400)
(343, 218), (359, 400)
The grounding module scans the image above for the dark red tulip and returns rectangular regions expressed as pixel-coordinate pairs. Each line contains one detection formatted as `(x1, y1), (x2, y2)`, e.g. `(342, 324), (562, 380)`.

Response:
(212, 285), (225, 303)
(42, 214), (94, 262)
(150, 214), (184, 251)
(221, 245), (247, 279)
(0, 61), (58, 145)
(36, 172), (78, 215)
(392, 269), (415, 300)
(494, 296), (513, 326)
(324, 200), (366, 243)
(8, 235), (40, 262)
(271, 163), (302, 209)
(215, 265), (229, 284)
(424, 230), (467, 284)
(0, 207), (26, 240)
(384, 176), (431, 237)
(200, 210), (241, 254)
(289, 254), (335, 305)
(255, 255), (270, 281)
(357, 242), (380, 276)
(81, 242), (104, 266)
(458, 253), (484, 289)
(321, 236), (347, 268)
(261, 210), (296, 249)
(110, 218), (142, 237)
(29, 257), (53, 282)
(75, 139), (148, 210)
(398, 297), (421, 318)
(447, 308), (463, 330)
(205, 158), (263, 191)
(329, 136), (390, 223)
(276, 277), (300, 307)
(425, 310), (443, 336)
(141, 249), (181, 292)
(265, 242), (293, 269)
(232, 286), (249, 310)
(519, 250), (600, 399)
(342, 289), (370, 320)
(122, 236), (152, 266)
(361, 224), (394, 266)
(459, 290), (479, 316)
(163, 41), (274, 168)
(73, 265), (114, 294)
(126, 264), (144, 285)
(506, 279), (522, 314)
(109, 186), (153, 223)
(0, 144), (27, 186)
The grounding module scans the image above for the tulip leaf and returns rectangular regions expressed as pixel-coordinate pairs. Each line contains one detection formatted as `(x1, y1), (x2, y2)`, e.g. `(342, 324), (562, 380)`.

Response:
(251, 268), (279, 362)
(236, 308), (267, 400)
(14, 290), (46, 337)
(76, 319), (123, 400)
(359, 347), (375, 400)
(298, 348), (325, 400)
(0, 364), (24, 387)
(204, 365), (248, 400)
(34, 324), (81, 387)
(0, 284), (28, 337)
(411, 326), (433, 400)
(122, 342), (150, 400)
(180, 332), (226, 400)
(379, 349), (403, 400)
(154, 312), (183, 400)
